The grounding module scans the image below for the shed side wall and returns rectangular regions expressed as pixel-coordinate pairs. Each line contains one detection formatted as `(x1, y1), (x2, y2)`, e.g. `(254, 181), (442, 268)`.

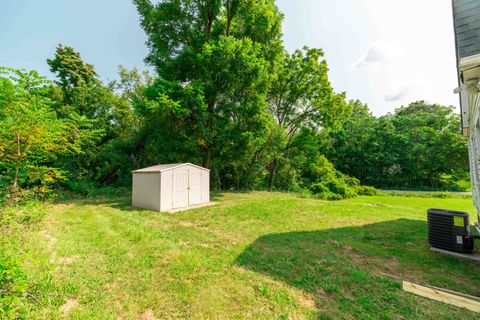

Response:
(201, 169), (210, 203)
(132, 173), (161, 211)
(160, 171), (173, 211)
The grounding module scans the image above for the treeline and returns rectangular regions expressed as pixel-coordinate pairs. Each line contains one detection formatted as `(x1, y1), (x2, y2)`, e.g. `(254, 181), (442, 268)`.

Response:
(0, 0), (468, 204)
(324, 101), (469, 189)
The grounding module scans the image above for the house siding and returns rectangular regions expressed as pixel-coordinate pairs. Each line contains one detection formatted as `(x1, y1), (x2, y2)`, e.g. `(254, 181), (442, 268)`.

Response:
(453, 0), (480, 59)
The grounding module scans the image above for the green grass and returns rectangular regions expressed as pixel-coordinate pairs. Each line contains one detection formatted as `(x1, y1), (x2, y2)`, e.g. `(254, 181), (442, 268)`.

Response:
(9, 192), (480, 319)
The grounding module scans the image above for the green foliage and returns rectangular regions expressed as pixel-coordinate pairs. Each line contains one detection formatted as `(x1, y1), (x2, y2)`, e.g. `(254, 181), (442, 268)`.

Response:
(134, 0), (287, 188)
(325, 100), (468, 190)
(5, 3), (360, 198)
(58, 179), (129, 199)
(2, 3), (462, 201)
(0, 256), (27, 319)
(134, 0), (283, 78)
(0, 67), (83, 198)
(47, 44), (97, 91)
(268, 47), (348, 134)
(46, 47), (143, 188)
(304, 155), (371, 200)
(356, 185), (380, 196)
(265, 47), (350, 190)
(0, 201), (46, 319)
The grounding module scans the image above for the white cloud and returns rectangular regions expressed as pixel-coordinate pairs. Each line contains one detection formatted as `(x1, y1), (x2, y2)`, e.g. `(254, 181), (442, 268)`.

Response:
(385, 87), (410, 102)
(351, 42), (404, 70)
(277, 0), (459, 115)
(384, 77), (423, 103)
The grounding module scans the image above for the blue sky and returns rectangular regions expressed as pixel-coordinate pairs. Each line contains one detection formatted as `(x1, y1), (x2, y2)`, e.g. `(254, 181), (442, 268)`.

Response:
(0, 0), (458, 115)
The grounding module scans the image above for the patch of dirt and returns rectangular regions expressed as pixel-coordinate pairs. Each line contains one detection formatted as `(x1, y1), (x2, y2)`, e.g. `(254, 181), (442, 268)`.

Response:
(56, 256), (80, 265)
(178, 220), (196, 228)
(149, 220), (172, 229)
(316, 287), (328, 296)
(102, 282), (118, 292)
(141, 309), (157, 320)
(53, 203), (75, 210)
(340, 247), (408, 281)
(288, 312), (303, 320)
(381, 257), (400, 272)
(39, 229), (58, 251)
(297, 293), (316, 309)
(59, 298), (78, 315)
(40, 230), (81, 266)
(198, 243), (216, 248)
(174, 219), (239, 242)
(39, 230), (59, 263)
(364, 203), (388, 207)
(325, 239), (340, 246)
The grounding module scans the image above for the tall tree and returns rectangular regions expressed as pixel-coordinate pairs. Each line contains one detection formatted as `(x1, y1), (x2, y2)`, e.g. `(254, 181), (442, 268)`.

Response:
(134, 0), (284, 174)
(265, 47), (349, 189)
(0, 67), (96, 194)
(47, 46), (139, 186)
(47, 45), (97, 90)
(391, 101), (468, 187)
(325, 100), (382, 184)
(325, 101), (468, 189)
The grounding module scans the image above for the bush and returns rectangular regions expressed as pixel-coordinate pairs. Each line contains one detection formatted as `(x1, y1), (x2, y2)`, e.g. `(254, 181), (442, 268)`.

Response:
(59, 179), (129, 200)
(0, 202), (45, 320)
(0, 186), (56, 208)
(304, 155), (378, 200)
(356, 186), (380, 196)
(60, 179), (98, 197)
(0, 256), (27, 319)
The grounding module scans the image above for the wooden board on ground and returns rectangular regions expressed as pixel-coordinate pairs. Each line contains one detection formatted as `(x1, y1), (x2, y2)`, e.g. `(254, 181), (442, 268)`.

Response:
(431, 247), (480, 262)
(402, 280), (480, 313)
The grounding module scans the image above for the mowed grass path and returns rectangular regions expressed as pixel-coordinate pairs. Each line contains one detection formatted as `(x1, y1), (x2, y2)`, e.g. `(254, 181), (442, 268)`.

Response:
(23, 192), (480, 319)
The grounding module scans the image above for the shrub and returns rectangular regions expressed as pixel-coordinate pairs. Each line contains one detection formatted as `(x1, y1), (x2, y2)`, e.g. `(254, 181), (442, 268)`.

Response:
(0, 185), (56, 208)
(0, 200), (47, 319)
(305, 155), (378, 200)
(60, 179), (98, 197)
(0, 256), (27, 319)
(59, 179), (129, 200)
(356, 186), (380, 196)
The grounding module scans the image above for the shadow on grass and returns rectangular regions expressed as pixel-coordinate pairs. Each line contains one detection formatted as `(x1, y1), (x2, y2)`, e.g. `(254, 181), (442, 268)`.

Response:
(235, 219), (480, 318)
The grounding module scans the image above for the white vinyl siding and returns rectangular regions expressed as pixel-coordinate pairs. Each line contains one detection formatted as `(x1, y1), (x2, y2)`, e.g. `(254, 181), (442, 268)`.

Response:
(132, 173), (161, 211)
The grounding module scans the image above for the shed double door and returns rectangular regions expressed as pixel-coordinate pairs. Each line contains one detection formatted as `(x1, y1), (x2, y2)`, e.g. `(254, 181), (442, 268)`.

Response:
(172, 168), (202, 208)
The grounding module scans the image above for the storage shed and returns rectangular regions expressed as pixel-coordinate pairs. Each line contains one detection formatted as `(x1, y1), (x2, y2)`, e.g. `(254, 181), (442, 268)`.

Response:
(132, 163), (210, 211)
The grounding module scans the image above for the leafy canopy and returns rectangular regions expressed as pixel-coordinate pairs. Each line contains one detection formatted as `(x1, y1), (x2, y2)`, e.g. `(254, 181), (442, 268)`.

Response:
(134, 0), (284, 172)
(0, 67), (92, 192)
(325, 101), (468, 189)
(47, 45), (97, 90)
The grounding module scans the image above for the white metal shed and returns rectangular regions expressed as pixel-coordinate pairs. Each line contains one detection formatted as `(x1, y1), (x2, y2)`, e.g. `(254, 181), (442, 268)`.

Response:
(132, 163), (210, 211)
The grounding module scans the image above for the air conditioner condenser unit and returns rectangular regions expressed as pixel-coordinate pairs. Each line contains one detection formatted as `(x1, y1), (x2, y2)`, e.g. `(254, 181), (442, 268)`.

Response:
(427, 208), (478, 254)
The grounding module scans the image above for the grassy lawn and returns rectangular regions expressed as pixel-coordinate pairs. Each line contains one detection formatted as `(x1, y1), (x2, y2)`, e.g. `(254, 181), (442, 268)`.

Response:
(15, 192), (480, 319)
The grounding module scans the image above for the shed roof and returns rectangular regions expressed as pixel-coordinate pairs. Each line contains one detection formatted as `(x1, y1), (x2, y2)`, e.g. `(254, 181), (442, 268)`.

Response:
(132, 163), (209, 173)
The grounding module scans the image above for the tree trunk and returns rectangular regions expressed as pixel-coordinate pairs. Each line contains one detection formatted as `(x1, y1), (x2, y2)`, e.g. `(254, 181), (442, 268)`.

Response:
(214, 167), (221, 191)
(203, 148), (211, 169)
(13, 167), (19, 191)
(268, 159), (278, 191)
(12, 132), (21, 191)
(225, 0), (238, 36)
